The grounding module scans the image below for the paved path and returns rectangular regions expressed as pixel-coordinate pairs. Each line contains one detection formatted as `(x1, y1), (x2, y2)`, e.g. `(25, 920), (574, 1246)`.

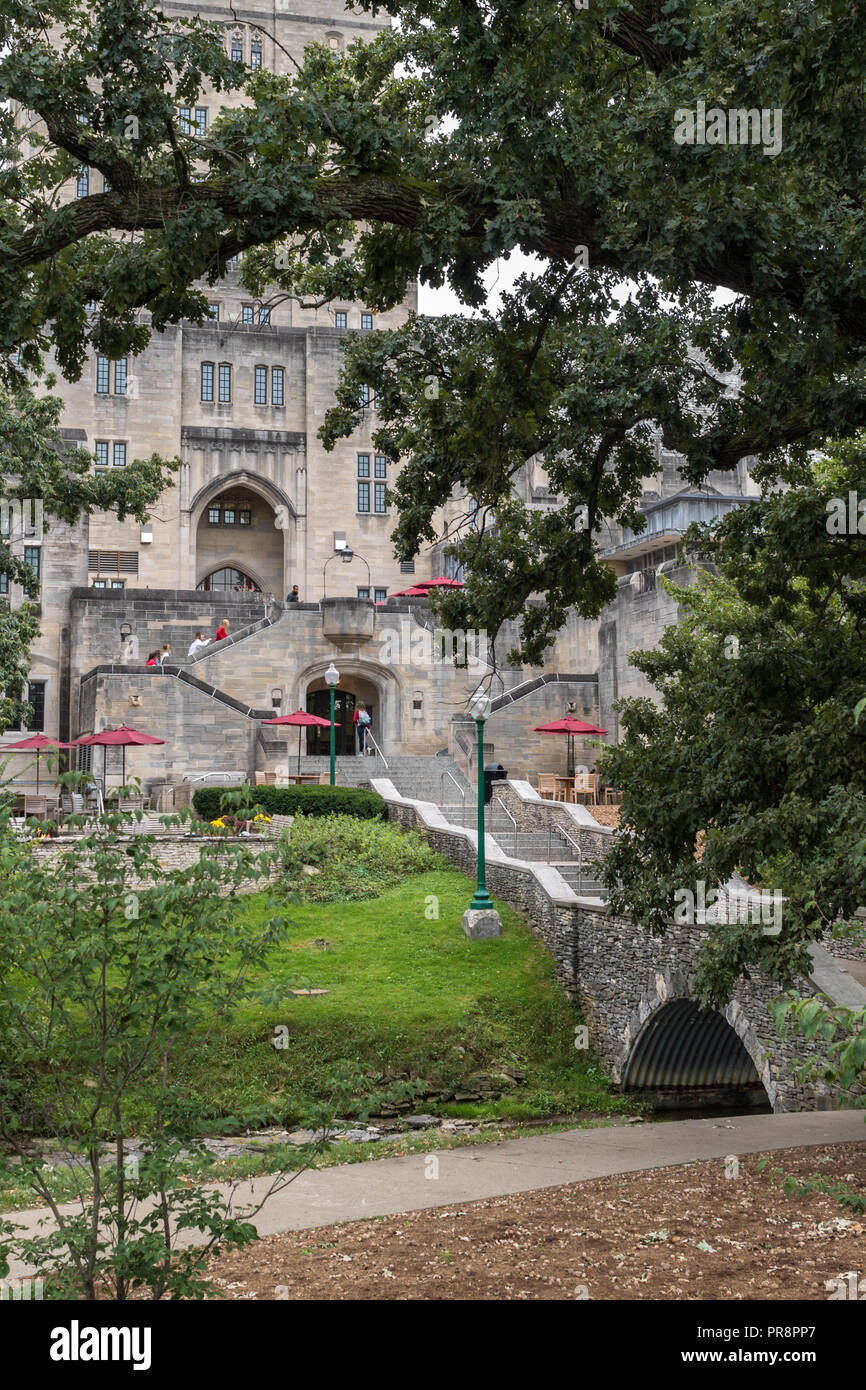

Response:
(5, 1110), (864, 1278)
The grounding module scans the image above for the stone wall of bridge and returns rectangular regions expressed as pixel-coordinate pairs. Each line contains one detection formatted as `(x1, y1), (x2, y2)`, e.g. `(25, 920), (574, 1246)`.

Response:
(375, 780), (862, 1113)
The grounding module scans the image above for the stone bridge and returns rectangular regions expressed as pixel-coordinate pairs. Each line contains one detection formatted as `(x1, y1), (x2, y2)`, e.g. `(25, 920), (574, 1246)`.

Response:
(378, 778), (866, 1113)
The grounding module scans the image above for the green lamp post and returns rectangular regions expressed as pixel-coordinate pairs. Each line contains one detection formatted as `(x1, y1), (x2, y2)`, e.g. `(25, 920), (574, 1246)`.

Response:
(324, 661), (340, 786)
(462, 689), (502, 938)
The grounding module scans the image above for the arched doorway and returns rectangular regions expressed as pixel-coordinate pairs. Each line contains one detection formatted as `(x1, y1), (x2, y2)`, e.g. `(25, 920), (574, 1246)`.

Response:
(305, 674), (381, 756)
(193, 481), (288, 597)
(621, 999), (771, 1112)
(197, 567), (261, 593)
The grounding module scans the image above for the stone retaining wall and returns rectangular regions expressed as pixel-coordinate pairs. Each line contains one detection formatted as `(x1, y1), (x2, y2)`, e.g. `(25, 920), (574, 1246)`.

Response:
(374, 779), (861, 1112)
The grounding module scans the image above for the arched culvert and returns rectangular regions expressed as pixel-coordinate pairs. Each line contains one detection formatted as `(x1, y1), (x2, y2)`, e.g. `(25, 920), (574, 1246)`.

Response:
(621, 999), (771, 1112)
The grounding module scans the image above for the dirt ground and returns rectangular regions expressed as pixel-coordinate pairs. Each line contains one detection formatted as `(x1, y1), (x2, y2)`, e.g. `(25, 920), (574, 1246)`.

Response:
(208, 1142), (865, 1300)
(589, 805), (620, 828)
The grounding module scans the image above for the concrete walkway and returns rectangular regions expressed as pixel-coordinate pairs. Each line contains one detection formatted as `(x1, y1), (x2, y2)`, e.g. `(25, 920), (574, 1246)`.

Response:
(5, 1110), (864, 1279)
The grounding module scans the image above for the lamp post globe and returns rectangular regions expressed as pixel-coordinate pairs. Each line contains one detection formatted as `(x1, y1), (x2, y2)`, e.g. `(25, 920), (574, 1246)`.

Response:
(324, 663), (340, 786)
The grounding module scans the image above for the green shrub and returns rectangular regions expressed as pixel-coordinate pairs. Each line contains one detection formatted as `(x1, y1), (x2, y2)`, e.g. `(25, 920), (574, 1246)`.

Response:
(192, 784), (387, 822)
(278, 813), (444, 903)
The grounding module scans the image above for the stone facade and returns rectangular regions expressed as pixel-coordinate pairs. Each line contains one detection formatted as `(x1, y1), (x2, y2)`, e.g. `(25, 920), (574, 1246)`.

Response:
(7, 5), (765, 791)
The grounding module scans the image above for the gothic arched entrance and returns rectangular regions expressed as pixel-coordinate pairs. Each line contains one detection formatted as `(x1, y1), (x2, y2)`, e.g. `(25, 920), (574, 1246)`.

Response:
(305, 674), (381, 756)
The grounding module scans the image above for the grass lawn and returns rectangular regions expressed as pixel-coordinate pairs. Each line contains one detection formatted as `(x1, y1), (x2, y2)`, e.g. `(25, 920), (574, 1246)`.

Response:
(158, 867), (633, 1130)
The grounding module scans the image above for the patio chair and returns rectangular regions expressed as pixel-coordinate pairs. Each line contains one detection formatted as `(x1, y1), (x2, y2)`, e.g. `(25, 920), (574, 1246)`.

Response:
(318, 771), (338, 785)
(536, 774), (557, 800)
(23, 795), (48, 818)
(255, 772), (267, 786)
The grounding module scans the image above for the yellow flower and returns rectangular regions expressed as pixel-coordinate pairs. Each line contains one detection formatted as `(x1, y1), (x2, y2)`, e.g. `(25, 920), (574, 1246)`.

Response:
(210, 817), (226, 828)
(253, 813), (272, 823)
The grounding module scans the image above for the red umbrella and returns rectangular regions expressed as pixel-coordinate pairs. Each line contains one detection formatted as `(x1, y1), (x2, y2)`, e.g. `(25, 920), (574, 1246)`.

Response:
(533, 717), (608, 779)
(390, 585), (430, 598)
(415, 577), (464, 589)
(262, 708), (331, 777)
(2, 732), (73, 791)
(72, 725), (166, 787)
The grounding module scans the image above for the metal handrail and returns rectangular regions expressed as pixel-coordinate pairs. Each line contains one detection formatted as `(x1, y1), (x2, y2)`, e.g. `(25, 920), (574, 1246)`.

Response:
(552, 822), (583, 893)
(364, 730), (389, 770)
(494, 797), (518, 856)
(440, 768), (465, 817)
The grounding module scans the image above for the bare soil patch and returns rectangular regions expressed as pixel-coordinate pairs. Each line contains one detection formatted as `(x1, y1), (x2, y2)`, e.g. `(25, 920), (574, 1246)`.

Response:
(208, 1141), (865, 1300)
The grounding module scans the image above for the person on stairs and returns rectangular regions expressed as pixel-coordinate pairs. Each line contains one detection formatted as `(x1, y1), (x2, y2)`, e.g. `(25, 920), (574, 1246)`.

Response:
(215, 619), (230, 642)
(354, 702), (371, 754)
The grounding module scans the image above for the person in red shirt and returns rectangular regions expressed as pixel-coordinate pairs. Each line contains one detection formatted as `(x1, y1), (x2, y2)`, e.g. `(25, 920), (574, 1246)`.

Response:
(145, 651), (159, 666)
(215, 620), (230, 642)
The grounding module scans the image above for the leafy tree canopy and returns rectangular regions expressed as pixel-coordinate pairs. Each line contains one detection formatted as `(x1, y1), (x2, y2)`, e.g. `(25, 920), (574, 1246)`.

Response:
(601, 439), (866, 1007)
(3, 0), (866, 654)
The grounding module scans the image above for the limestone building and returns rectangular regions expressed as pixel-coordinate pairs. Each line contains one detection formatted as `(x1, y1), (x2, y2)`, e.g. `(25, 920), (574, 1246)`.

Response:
(4, 2), (760, 790)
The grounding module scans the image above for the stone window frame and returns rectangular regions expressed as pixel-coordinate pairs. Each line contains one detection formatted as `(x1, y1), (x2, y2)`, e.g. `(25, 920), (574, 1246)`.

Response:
(334, 310), (347, 330)
(360, 311), (374, 331)
(112, 441), (127, 468)
(114, 358), (127, 395)
(254, 364), (268, 405)
(218, 363), (232, 403)
(95, 355), (110, 394)
(271, 367), (284, 406)
(201, 361), (215, 402)
(357, 480), (370, 513)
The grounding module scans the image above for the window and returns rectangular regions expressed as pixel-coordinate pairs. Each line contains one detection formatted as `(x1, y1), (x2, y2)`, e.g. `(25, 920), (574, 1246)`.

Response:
(96, 356), (110, 393)
(207, 507), (220, 525)
(231, 36), (243, 62)
(239, 507), (251, 526)
(195, 107), (207, 135)
(207, 303), (220, 321)
(374, 588), (387, 604)
(0, 573), (8, 594)
(357, 481), (370, 512)
(258, 306), (270, 325)
(374, 482), (387, 513)
(201, 362), (214, 401)
(271, 367), (284, 406)
(223, 505), (236, 525)
(112, 442), (126, 468)
(399, 559), (415, 574)
(110, 579), (124, 590)
(178, 106), (192, 134)
(94, 441), (109, 471)
(93, 579), (106, 589)
(254, 366), (268, 405)
(225, 254), (239, 271)
(218, 364), (231, 403)
(24, 546), (41, 588)
(242, 305), (254, 324)
(335, 311), (347, 330)
(374, 455), (387, 478)
(103, 176), (111, 193)
(114, 358), (127, 395)
(357, 586), (370, 600)
(361, 312), (373, 331)
(76, 168), (89, 198)
(357, 453), (370, 478)
(250, 40), (262, 69)
(359, 384), (371, 408)
(26, 681), (46, 732)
